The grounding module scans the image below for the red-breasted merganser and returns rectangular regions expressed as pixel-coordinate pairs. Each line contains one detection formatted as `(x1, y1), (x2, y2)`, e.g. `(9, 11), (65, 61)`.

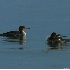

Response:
(0, 26), (30, 39)
(46, 32), (70, 47)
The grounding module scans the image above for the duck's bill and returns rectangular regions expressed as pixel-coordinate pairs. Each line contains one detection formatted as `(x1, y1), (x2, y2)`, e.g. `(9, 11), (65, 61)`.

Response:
(25, 28), (30, 29)
(60, 35), (67, 37)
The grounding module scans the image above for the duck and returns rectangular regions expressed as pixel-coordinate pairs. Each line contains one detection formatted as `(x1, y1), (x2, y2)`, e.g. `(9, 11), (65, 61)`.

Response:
(0, 26), (30, 39)
(46, 32), (70, 47)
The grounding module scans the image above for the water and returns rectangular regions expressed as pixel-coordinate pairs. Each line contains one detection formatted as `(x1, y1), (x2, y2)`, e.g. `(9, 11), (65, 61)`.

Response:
(0, 0), (70, 69)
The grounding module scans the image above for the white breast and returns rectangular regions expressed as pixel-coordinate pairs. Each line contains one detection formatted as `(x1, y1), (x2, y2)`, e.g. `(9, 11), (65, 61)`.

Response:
(22, 31), (26, 39)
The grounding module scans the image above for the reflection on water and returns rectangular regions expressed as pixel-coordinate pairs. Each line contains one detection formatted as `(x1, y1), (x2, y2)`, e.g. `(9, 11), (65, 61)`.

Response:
(3, 35), (26, 45)
(4, 38), (26, 44)
(42, 40), (70, 54)
(47, 42), (66, 48)
(2, 36), (27, 50)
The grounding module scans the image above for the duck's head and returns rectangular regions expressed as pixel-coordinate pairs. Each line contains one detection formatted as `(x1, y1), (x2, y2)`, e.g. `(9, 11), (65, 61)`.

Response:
(19, 26), (30, 33)
(19, 26), (30, 40)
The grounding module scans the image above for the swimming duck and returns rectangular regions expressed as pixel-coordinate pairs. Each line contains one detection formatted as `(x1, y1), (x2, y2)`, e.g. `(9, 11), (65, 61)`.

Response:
(46, 32), (70, 47)
(0, 26), (30, 39)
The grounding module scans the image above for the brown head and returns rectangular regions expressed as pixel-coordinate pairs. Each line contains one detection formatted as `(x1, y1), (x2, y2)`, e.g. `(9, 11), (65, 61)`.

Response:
(51, 32), (57, 39)
(19, 26), (30, 33)
(19, 26), (25, 31)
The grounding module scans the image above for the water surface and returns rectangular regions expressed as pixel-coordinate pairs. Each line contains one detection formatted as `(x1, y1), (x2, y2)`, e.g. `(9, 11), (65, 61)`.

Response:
(0, 0), (70, 69)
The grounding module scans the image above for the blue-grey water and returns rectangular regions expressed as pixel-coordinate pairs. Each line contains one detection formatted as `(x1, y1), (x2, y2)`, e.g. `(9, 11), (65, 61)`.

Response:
(0, 0), (70, 69)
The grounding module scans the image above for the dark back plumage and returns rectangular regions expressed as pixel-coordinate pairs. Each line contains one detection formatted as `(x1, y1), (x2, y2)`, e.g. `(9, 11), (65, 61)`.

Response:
(0, 26), (25, 39)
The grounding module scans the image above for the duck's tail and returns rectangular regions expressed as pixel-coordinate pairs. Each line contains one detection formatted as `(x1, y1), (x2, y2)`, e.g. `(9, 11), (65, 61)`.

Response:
(0, 34), (3, 36)
(63, 39), (70, 42)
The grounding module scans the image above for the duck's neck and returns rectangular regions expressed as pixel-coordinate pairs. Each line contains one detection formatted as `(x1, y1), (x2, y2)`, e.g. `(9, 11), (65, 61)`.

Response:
(22, 31), (26, 39)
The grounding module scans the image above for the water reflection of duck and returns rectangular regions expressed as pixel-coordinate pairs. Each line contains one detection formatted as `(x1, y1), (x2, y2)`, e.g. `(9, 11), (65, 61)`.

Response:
(0, 26), (30, 40)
